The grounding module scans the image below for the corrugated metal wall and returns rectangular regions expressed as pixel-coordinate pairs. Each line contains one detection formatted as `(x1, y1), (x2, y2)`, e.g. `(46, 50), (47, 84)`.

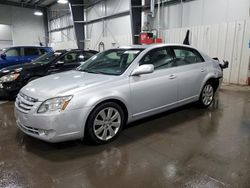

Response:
(84, 0), (132, 51)
(48, 13), (77, 50)
(48, 3), (77, 50)
(161, 19), (250, 85)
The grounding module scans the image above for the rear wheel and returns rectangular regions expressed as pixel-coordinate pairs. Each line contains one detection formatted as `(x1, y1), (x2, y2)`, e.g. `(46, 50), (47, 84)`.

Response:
(199, 82), (214, 107)
(85, 102), (125, 144)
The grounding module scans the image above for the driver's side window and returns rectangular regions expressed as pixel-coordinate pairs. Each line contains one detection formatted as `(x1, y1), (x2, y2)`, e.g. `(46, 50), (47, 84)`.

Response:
(5, 48), (20, 56)
(140, 48), (174, 70)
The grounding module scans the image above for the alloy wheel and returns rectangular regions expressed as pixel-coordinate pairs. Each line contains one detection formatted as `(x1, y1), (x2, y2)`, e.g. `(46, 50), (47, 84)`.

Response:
(202, 84), (214, 106)
(93, 107), (121, 141)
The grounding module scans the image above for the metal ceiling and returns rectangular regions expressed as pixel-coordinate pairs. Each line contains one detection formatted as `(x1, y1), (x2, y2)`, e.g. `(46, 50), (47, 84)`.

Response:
(0, 0), (58, 8)
(0, 0), (105, 9)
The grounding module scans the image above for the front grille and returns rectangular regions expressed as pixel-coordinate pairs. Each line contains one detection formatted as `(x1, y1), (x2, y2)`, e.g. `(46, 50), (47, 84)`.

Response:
(19, 122), (39, 135)
(16, 92), (38, 114)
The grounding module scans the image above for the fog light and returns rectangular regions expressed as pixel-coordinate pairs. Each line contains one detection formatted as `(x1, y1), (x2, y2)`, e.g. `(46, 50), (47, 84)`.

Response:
(38, 130), (47, 136)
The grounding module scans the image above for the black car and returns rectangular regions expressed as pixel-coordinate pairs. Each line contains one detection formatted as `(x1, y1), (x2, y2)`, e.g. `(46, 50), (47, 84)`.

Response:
(0, 49), (98, 99)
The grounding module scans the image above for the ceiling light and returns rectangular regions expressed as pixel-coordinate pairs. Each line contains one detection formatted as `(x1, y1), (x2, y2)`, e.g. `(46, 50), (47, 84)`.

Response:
(34, 11), (43, 16)
(57, 0), (68, 4)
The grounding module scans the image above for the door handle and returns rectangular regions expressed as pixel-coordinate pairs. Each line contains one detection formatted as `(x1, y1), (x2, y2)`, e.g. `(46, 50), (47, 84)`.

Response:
(201, 68), (206, 72)
(169, 74), (177, 79)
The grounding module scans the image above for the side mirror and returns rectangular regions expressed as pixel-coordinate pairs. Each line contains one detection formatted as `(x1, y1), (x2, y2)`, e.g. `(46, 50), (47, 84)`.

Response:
(56, 60), (64, 66)
(1, 53), (6, 60)
(220, 60), (229, 69)
(131, 64), (154, 76)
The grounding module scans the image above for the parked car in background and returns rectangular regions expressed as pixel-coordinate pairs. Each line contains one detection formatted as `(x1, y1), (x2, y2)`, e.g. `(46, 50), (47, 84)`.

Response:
(0, 49), (98, 98)
(14, 44), (228, 144)
(0, 46), (53, 69)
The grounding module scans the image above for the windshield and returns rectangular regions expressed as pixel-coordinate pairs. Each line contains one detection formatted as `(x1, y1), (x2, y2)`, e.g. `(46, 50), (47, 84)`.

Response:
(77, 49), (142, 75)
(32, 51), (62, 64)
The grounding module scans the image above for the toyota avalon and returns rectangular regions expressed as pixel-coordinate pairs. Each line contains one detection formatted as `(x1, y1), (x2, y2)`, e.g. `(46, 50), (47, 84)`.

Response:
(15, 44), (227, 144)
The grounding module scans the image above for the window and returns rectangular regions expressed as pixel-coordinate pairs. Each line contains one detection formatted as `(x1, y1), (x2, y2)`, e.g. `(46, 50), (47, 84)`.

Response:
(173, 48), (204, 66)
(77, 49), (142, 75)
(5, 48), (20, 56)
(33, 52), (61, 65)
(24, 47), (39, 56)
(80, 52), (96, 61)
(62, 52), (79, 63)
(39, 48), (46, 55)
(140, 48), (174, 70)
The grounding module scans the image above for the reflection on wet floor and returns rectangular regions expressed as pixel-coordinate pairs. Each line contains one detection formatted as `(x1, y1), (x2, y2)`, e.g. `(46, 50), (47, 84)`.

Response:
(0, 86), (250, 187)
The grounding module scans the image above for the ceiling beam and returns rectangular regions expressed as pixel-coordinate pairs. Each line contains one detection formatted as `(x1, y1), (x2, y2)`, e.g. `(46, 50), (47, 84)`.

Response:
(0, 0), (45, 10)
(35, 0), (48, 6)
(47, 1), (58, 7)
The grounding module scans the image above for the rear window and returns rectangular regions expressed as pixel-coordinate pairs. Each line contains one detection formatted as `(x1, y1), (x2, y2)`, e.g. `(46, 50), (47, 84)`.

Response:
(173, 48), (204, 66)
(24, 47), (39, 56)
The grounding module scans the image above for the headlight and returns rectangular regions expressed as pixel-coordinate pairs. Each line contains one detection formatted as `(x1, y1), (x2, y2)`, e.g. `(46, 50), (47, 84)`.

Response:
(0, 73), (20, 83)
(37, 96), (73, 113)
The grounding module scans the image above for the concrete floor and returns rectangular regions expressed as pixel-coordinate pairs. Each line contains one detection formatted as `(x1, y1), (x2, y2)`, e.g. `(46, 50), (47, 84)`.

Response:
(0, 85), (250, 188)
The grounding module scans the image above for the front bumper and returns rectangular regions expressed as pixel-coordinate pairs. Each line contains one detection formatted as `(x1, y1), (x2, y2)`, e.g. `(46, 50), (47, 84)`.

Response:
(15, 99), (91, 143)
(0, 81), (23, 98)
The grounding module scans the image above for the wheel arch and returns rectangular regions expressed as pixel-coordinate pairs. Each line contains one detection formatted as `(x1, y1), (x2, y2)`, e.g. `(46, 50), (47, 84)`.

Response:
(200, 75), (220, 94)
(93, 98), (129, 123)
(82, 97), (129, 138)
(204, 77), (220, 91)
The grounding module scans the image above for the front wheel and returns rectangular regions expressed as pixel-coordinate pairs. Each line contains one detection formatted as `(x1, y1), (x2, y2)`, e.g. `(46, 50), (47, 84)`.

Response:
(85, 102), (125, 144)
(198, 82), (214, 107)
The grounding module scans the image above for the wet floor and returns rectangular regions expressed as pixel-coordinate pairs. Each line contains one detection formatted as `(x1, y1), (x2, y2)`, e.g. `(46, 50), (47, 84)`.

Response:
(0, 85), (250, 188)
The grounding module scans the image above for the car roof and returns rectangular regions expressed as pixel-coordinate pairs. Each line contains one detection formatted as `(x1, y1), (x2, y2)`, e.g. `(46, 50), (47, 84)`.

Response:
(119, 43), (198, 51)
(54, 49), (98, 53)
(4, 46), (52, 49)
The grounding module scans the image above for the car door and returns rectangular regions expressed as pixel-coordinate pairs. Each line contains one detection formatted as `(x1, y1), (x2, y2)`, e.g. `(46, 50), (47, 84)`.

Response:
(129, 47), (178, 117)
(172, 47), (206, 102)
(2, 47), (21, 67)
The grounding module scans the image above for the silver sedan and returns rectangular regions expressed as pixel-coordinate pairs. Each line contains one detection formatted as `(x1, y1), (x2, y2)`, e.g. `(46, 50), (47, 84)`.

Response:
(15, 44), (225, 144)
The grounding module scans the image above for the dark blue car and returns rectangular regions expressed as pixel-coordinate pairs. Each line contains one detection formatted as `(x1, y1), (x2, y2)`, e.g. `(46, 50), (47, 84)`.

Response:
(0, 46), (53, 69)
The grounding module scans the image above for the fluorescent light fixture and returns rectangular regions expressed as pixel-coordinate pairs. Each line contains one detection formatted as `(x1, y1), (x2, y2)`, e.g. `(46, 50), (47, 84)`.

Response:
(34, 11), (43, 16)
(57, 0), (68, 4)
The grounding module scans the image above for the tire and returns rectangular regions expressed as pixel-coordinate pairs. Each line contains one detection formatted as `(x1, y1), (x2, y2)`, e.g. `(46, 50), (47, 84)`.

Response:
(198, 82), (214, 108)
(85, 102), (125, 144)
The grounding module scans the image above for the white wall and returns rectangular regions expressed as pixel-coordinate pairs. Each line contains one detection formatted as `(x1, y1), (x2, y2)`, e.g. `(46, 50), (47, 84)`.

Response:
(0, 5), (46, 46)
(85, 0), (132, 50)
(48, 3), (77, 50)
(0, 24), (13, 48)
(147, 0), (250, 30)
(48, 14), (77, 50)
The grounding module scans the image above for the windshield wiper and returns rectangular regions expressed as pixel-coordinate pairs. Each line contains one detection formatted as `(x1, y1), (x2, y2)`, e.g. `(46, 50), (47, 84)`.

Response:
(80, 69), (103, 74)
(79, 69), (119, 75)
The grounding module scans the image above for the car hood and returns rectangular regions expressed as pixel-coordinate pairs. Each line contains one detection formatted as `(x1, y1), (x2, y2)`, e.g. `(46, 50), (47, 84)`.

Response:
(0, 62), (41, 76)
(21, 70), (119, 101)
